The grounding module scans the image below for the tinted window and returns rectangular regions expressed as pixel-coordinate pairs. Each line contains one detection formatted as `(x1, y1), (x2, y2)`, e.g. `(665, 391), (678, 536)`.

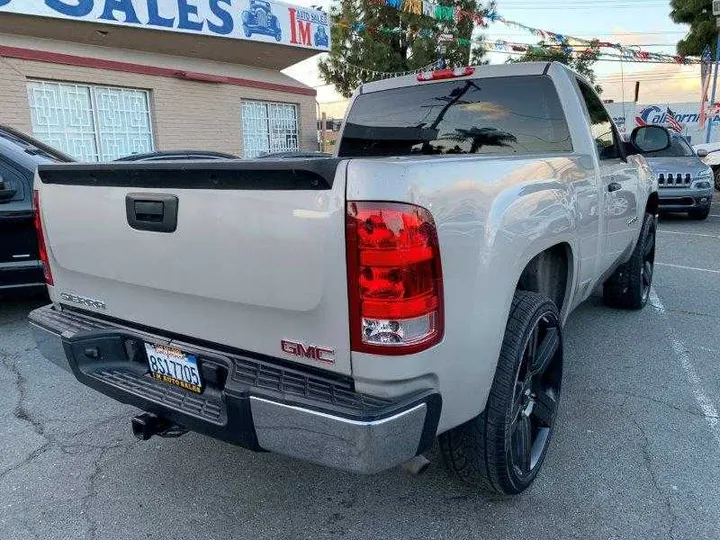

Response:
(651, 136), (694, 157)
(577, 81), (620, 160)
(339, 76), (572, 157)
(0, 127), (73, 163)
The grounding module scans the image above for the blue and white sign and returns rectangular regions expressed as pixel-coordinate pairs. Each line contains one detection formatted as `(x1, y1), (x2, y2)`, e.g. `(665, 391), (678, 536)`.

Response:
(0, 0), (329, 51)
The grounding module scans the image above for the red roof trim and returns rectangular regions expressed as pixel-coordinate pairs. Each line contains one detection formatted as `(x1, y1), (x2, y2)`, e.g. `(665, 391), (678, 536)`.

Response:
(0, 45), (316, 96)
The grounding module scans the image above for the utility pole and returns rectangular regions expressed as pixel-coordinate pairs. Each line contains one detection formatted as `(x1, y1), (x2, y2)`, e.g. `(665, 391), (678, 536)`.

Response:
(705, 2), (720, 143)
(320, 112), (327, 152)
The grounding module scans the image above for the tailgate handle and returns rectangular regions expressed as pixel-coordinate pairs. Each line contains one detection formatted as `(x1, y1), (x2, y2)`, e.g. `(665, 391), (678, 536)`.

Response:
(126, 193), (178, 233)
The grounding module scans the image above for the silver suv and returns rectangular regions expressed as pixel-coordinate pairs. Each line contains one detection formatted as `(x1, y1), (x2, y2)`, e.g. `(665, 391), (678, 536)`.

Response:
(645, 134), (713, 220)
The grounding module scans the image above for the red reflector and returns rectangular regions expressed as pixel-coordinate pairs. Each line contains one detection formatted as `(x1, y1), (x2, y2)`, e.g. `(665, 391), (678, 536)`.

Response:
(33, 190), (53, 286)
(346, 202), (444, 355)
(417, 66), (475, 82)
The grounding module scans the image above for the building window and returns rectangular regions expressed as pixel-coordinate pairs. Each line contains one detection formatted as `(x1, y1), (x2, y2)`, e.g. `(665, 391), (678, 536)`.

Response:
(27, 80), (154, 162)
(241, 100), (299, 158)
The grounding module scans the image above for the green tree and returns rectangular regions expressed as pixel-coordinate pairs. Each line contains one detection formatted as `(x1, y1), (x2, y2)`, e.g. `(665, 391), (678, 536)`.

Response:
(319, 0), (496, 98)
(670, 0), (715, 56)
(508, 45), (602, 93)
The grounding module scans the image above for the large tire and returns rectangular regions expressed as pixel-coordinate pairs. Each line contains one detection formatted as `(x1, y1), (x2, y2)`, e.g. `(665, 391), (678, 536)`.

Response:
(439, 291), (563, 496)
(603, 212), (656, 310)
(689, 206), (711, 220)
(714, 167), (720, 191)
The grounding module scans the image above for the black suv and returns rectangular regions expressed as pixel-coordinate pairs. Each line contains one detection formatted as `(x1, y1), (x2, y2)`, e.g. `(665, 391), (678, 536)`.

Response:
(0, 125), (73, 294)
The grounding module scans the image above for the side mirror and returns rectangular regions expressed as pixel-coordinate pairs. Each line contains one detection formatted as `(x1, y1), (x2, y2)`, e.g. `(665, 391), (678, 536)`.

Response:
(630, 125), (671, 154)
(696, 148), (709, 158)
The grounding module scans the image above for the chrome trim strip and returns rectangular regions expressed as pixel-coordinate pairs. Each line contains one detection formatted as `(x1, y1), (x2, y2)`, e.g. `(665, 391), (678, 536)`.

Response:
(0, 260), (42, 269)
(0, 282), (45, 290)
(251, 397), (427, 474)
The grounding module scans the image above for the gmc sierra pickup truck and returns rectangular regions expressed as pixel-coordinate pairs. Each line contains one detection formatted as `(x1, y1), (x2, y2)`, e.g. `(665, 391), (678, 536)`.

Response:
(29, 62), (668, 495)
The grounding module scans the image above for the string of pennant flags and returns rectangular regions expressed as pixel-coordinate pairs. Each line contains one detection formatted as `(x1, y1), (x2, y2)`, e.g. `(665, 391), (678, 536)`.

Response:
(334, 0), (701, 66)
(343, 61), (440, 79)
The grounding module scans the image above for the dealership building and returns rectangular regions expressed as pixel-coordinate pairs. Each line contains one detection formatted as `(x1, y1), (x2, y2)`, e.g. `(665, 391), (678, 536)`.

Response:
(0, 0), (328, 161)
(606, 101), (720, 145)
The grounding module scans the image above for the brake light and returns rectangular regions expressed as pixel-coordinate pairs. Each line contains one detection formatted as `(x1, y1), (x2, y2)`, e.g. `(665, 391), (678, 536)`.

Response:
(33, 190), (53, 286)
(346, 202), (443, 355)
(417, 66), (475, 82)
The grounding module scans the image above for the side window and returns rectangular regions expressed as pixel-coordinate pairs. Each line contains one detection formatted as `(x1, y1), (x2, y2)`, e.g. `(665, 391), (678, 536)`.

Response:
(0, 160), (27, 204)
(577, 80), (620, 160)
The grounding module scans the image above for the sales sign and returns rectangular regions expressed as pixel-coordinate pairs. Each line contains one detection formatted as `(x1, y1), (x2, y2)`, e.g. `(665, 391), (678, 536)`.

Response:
(0, 0), (330, 51)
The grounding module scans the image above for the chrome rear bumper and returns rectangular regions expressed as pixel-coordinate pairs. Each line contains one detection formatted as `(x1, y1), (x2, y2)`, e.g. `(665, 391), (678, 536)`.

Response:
(29, 305), (439, 474)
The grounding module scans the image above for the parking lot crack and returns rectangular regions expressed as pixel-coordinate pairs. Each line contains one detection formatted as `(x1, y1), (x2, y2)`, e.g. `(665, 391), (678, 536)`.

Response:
(0, 352), (48, 439)
(624, 392), (719, 420)
(81, 446), (111, 540)
(632, 417), (677, 540)
(0, 441), (51, 483)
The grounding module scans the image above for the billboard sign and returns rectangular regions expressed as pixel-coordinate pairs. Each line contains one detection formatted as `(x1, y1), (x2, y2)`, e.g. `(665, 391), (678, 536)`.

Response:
(0, 0), (330, 51)
(607, 101), (720, 144)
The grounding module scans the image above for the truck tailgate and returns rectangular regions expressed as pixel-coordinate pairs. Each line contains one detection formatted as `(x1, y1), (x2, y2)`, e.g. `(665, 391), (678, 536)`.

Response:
(36, 160), (352, 375)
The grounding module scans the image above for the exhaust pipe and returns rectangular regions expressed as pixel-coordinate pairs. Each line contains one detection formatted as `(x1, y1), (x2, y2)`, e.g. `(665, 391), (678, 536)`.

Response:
(401, 454), (430, 475)
(131, 413), (186, 441)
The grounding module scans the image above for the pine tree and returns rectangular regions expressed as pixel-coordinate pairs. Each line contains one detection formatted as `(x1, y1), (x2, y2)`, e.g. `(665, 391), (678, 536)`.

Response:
(509, 45), (602, 93)
(670, 0), (715, 57)
(319, 0), (496, 97)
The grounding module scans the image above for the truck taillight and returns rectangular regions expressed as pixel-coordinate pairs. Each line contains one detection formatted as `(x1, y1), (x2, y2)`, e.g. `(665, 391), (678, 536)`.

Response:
(33, 190), (53, 286)
(346, 202), (443, 355)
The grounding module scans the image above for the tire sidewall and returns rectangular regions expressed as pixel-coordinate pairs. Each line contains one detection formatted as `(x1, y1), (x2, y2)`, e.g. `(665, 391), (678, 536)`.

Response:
(499, 295), (563, 492)
(635, 213), (656, 307)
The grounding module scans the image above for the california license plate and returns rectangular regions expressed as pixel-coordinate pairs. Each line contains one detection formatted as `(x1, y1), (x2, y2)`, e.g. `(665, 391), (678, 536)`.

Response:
(145, 343), (202, 393)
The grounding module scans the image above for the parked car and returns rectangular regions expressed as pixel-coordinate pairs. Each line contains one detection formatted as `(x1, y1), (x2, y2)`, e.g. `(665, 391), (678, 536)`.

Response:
(241, 0), (282, 41)
(692, 141), (720, 191)
(30, 62), (665, 496)
(116, 150), (238, 162)
(645, 134), (713, 220)
(0, 125), (72, 295)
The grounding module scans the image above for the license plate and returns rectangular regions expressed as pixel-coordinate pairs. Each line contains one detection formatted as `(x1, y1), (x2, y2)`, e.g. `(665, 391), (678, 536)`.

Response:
(145, 343), (202, 393)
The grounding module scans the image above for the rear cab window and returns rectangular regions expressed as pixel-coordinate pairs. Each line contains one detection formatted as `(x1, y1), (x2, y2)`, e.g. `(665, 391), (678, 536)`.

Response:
(339, 75), (573, 157)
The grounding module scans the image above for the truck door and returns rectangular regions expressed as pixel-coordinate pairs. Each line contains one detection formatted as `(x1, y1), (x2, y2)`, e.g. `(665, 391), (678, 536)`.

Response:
(576, 80), (639, 271)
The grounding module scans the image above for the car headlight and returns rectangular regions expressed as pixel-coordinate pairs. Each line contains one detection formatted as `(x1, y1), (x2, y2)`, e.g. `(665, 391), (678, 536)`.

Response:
(697, 168), (713, 180)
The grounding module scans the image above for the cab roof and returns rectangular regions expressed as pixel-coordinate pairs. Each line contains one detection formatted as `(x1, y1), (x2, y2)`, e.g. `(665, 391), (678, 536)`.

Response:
(358, 62), (554, 95)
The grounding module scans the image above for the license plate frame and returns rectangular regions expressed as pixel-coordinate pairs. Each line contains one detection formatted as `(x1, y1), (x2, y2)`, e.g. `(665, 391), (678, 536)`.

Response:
(144, 343), (202, 393)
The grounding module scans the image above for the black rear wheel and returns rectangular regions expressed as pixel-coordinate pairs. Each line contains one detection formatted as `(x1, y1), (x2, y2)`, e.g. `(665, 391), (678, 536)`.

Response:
(603, 212), (656, 310)
(689, 206), (711, 220)
(439, 291), (563, 495)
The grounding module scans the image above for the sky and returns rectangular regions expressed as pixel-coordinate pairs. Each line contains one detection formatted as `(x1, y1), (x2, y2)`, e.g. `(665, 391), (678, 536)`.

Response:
(282, 0), (705, 114)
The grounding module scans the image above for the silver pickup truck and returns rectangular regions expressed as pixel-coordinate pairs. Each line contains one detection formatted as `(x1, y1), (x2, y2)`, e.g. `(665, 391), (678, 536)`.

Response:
(29, 62), (668, 496)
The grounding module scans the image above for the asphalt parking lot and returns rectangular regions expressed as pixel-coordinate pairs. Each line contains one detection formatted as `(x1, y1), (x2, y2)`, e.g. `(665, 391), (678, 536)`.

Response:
(2, 204), (720, 540)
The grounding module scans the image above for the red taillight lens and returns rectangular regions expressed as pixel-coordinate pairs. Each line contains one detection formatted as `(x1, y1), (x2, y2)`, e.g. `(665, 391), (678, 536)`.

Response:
(346, 202), (443, 355)
(33, 190), (53, 286)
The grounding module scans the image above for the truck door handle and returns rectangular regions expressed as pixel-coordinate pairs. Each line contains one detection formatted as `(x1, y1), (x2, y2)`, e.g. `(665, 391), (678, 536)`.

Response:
(126, 193), (178, 233)
(608, 182), (622, 193)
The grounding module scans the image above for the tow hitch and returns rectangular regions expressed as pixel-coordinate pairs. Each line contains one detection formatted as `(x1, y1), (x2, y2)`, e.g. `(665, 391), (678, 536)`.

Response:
(131, 413), (188, 441)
